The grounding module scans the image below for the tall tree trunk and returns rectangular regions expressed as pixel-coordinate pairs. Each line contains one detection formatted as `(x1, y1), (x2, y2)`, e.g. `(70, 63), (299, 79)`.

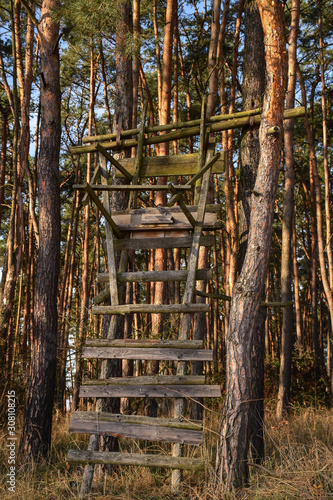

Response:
(238, 0), (266, 461)
(20, 0), (61, 461)
(215, 0), (287, 488)
(276, 0), (300, 419)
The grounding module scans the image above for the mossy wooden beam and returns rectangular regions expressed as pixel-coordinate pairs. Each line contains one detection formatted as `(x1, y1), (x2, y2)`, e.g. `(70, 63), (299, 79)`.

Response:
(71, 107), (305, 154)
(81, 107), (264, 144)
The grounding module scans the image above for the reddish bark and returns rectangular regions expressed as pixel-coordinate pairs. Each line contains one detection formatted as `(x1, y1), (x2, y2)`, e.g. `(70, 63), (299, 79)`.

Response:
(215, 0), (287, 488)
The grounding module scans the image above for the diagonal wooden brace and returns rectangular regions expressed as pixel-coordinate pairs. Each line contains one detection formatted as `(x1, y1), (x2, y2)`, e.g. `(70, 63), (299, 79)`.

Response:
(96, 143), (133, 182)
(83, 182), (123, 239)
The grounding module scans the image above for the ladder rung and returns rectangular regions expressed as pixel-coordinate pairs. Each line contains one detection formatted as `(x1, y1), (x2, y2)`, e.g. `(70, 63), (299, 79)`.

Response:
(113, 235), (215, 250)
(79, 384), (221, 398)
(66, 450), (205, 471)
(82, 346), (213, 361)
(74, 184), (191, 192)
(97, 268), (212, 283)
(92, 303), (210, 315)
(70, 411), (202, 429)
(69, 419), (203, 446)
(85, 339), (204, 349)
(82, 375), (206, 386)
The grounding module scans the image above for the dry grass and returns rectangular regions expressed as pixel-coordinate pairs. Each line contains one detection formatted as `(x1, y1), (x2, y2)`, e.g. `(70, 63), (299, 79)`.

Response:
(1, 407), (333, 499)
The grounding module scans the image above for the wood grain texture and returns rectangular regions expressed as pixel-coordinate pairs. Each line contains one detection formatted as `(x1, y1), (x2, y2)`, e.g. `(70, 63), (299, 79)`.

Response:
(67, 450), (205, 470)
(79, 384), (221, 398)
(82, 346), (213, 361)
(113, 235), (214, 250)
(69, 418), (203, 445)
(84, 339), (204, 348)
(92, 303), (210, 315)
(97, 268), (212, 283)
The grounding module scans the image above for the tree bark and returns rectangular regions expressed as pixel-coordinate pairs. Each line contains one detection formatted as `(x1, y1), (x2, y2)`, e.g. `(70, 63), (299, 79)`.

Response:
(20, 0), (61, 461)
(238, 0), (266, 461)
(215, 0), (287, 488)
(276, 0), (300, 420)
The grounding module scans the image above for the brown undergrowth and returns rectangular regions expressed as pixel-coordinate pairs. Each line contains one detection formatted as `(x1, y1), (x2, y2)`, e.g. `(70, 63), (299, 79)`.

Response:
(0, 406), (332, 499)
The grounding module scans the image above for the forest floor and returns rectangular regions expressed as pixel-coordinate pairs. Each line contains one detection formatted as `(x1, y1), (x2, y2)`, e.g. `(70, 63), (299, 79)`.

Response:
(0, 405), (332, 499)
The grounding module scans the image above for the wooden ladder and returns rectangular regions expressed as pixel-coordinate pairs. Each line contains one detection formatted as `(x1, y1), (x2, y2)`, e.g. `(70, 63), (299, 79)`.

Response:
(67, 102), (223, 493)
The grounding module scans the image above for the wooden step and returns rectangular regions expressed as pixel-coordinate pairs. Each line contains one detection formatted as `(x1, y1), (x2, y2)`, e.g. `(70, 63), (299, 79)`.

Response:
(85, 339), (204, 349)
(92, 303), (210, 315)
(82, 375), (206, 386)
(113, 235), (214, 250)
(67, 450), (204, 471)
(79, 384), (221, 398)
(69, 412), (203, 445)
(97, 268), (212, 283)
(82, 346), (213, 361)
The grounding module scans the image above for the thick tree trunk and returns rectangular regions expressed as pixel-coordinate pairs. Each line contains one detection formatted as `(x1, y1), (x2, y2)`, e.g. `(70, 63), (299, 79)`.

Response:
(20, 0), (61, 461)
(215, 0), (287, 488)
(276, 0), (300, 420)
(238, 0), (266, 461)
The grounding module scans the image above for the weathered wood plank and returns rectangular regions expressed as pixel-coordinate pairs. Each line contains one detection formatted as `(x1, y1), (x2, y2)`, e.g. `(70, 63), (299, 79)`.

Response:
(79, 384), (221, 398)
(110, 211), (218, 231)
(67, 450), (205, 471)
(85, 339), (204, 349)
(82, 375), (205, 386)
(116, 154), (224, 178)
(82, 346), (213, 361)
(74, 184), (191, 192)
(97, 268), (212, 283)
(69, 419), (203, 445)
(70, 411), (202, 430)
(92, 303), (210, 315)
(113, 235), (214, 250)
(112, 204), (220, 215)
